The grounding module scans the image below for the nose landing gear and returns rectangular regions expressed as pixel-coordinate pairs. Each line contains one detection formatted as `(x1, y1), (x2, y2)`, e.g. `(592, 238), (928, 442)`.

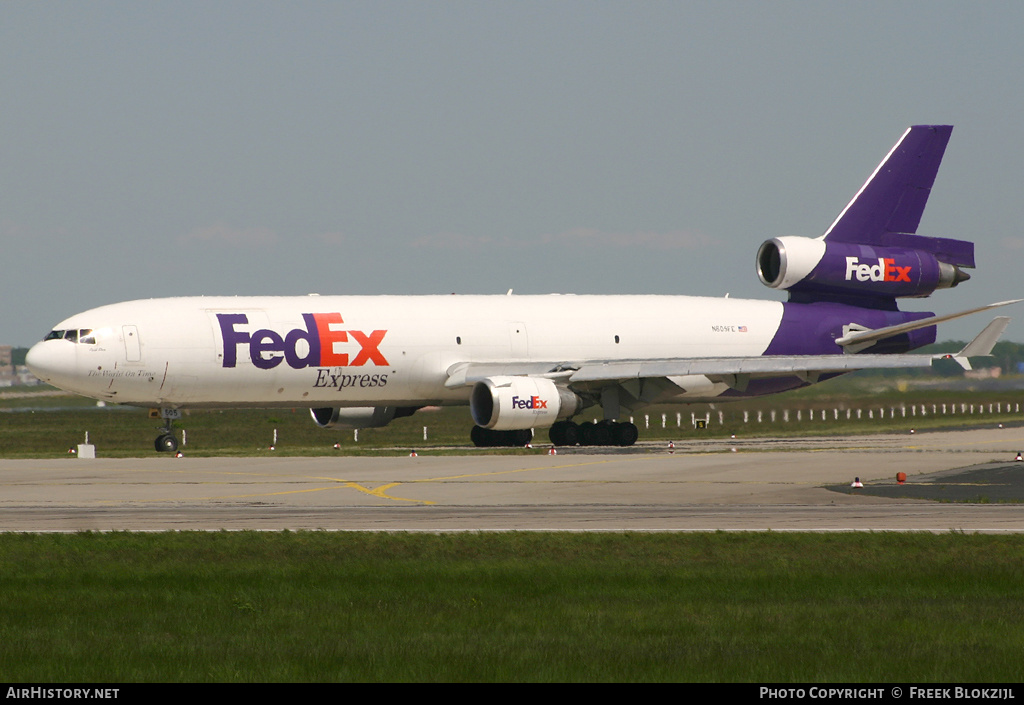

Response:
(153, 408), (181, 453)
(155, 432), (178, 453)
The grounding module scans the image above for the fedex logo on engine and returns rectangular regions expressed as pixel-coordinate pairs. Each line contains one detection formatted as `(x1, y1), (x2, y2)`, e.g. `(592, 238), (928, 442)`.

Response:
(512, 395), (548, 410)
(844, 257), (912, 283)
(217, 313), (388, 370)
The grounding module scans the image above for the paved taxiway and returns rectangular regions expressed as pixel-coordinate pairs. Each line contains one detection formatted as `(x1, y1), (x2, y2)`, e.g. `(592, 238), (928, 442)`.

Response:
(1, 428), (1023, 532)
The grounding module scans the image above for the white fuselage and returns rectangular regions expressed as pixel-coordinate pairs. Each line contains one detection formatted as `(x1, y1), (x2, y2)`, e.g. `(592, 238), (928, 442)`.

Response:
(27, 294), (784, 409)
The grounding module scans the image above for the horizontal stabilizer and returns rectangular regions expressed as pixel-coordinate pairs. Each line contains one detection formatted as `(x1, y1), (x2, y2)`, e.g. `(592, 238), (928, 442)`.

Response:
(945, 316), (1011, 371)
(835, 300), (1021, 351)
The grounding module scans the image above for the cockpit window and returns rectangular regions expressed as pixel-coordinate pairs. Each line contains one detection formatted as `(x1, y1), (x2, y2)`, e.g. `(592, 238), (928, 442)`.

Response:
(44, 329), (96, 344)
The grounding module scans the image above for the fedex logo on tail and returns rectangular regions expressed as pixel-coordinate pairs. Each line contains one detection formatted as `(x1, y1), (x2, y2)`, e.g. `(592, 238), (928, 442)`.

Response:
(512, 395), (548, 410)
(844, 257), (912, 283)
(217, 313), (388, 370)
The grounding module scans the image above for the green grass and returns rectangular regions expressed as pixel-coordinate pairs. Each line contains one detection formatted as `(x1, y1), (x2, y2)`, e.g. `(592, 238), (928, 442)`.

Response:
(3, 375), (1024, 457)
(0, 532), (1021, 682)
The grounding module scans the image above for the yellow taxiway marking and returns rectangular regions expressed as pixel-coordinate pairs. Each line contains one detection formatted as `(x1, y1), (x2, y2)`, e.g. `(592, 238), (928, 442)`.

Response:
(55, 457), (662, 506)
(11, 467), (433, 506)
(365, 456), (664, 503)
(412, 456), (658, 483)
(335, 480), (432, 504)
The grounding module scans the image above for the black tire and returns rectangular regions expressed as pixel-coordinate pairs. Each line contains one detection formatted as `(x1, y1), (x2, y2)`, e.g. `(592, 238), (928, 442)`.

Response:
(549, 421), (579, 446)
(155, 433), (178, 453)
(472, 427), (530, 447)
(614, 422), (639, 447)
(591, 422), (614, 446)
(471, 425), (489, 447)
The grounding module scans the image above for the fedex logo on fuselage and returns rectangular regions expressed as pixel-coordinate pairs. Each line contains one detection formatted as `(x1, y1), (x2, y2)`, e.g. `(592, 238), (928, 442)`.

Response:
(217, 313), (388, 370)
(844, 257), (912, 283)
(512, 395), (548, 410)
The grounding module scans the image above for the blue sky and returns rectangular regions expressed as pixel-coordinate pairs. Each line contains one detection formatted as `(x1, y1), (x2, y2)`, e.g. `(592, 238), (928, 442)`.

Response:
(3, 1), (1023, 345)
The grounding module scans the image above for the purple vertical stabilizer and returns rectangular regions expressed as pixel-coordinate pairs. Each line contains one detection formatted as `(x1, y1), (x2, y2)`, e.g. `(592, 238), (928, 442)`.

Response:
(822, 125), (974, 268)
(755, 125), (976, 309)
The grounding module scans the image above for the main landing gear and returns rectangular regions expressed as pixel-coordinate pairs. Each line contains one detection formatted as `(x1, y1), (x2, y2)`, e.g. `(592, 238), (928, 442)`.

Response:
(469, 420), (640, 448)
(471, 426), (533, 447)
(549, 420), (638, 447)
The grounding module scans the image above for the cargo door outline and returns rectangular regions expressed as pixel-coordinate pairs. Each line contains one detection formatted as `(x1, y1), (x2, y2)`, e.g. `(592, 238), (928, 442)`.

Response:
(123, 325), (141, 362)
(510, 322), (529, 359)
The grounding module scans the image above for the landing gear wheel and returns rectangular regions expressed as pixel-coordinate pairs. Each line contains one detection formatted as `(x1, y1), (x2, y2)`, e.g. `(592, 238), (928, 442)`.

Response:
(548, 421), (579, 446)
(471, 426), (533, 447)
(155, 433), (178, 453)
(591, 421), (615, 446)
(614, 422), (639, 447)
(563, 420), (637, 446)
(471, 425), (489, 447)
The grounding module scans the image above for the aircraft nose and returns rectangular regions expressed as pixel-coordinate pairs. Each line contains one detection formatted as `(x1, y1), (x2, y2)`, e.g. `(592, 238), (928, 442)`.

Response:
(25, 339), (75, 386)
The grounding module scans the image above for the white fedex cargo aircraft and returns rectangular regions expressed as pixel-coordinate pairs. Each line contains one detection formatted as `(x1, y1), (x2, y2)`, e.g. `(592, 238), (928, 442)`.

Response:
(27, 126), (1017, 452)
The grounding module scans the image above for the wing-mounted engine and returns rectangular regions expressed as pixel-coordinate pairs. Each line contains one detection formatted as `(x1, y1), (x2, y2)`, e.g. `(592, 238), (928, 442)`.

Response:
(756, 236), (972, 304)
(310, 405), (419, 430)
(470, 376), (581, 430)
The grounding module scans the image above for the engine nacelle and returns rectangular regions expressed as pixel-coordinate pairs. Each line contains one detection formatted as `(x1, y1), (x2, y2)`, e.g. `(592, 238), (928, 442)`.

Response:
(756, 236), (970, 300)
(470, 376), (580, 431)
(310, 406), (416, 430)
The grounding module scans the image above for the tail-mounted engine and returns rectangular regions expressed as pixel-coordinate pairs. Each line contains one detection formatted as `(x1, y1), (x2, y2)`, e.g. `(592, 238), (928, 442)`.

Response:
(471, 376), (581, 431)
(756, 236), (972, 303)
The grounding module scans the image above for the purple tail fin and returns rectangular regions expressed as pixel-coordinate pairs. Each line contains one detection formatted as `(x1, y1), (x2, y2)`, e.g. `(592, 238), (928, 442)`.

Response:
(822, 125), (974, 268)
(756, 126), (976, 310)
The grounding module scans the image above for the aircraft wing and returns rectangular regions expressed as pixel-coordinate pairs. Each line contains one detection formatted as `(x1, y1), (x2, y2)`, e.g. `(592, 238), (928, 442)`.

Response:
(445, 316), (1011, 392)
(566, 353), (935, 383)
(447, 353), (935, 392)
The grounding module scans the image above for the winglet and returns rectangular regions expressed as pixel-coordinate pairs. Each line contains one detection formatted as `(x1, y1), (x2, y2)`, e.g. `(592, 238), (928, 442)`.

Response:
(943, 316), (1011, 371)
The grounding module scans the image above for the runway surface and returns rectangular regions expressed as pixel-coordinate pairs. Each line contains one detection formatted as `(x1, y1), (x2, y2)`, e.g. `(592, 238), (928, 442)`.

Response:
(2, 428), (1024, 532)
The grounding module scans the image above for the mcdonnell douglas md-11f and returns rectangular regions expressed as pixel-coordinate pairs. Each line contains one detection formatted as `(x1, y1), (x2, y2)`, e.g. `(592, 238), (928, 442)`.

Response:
(27, 126), (1018, 451)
